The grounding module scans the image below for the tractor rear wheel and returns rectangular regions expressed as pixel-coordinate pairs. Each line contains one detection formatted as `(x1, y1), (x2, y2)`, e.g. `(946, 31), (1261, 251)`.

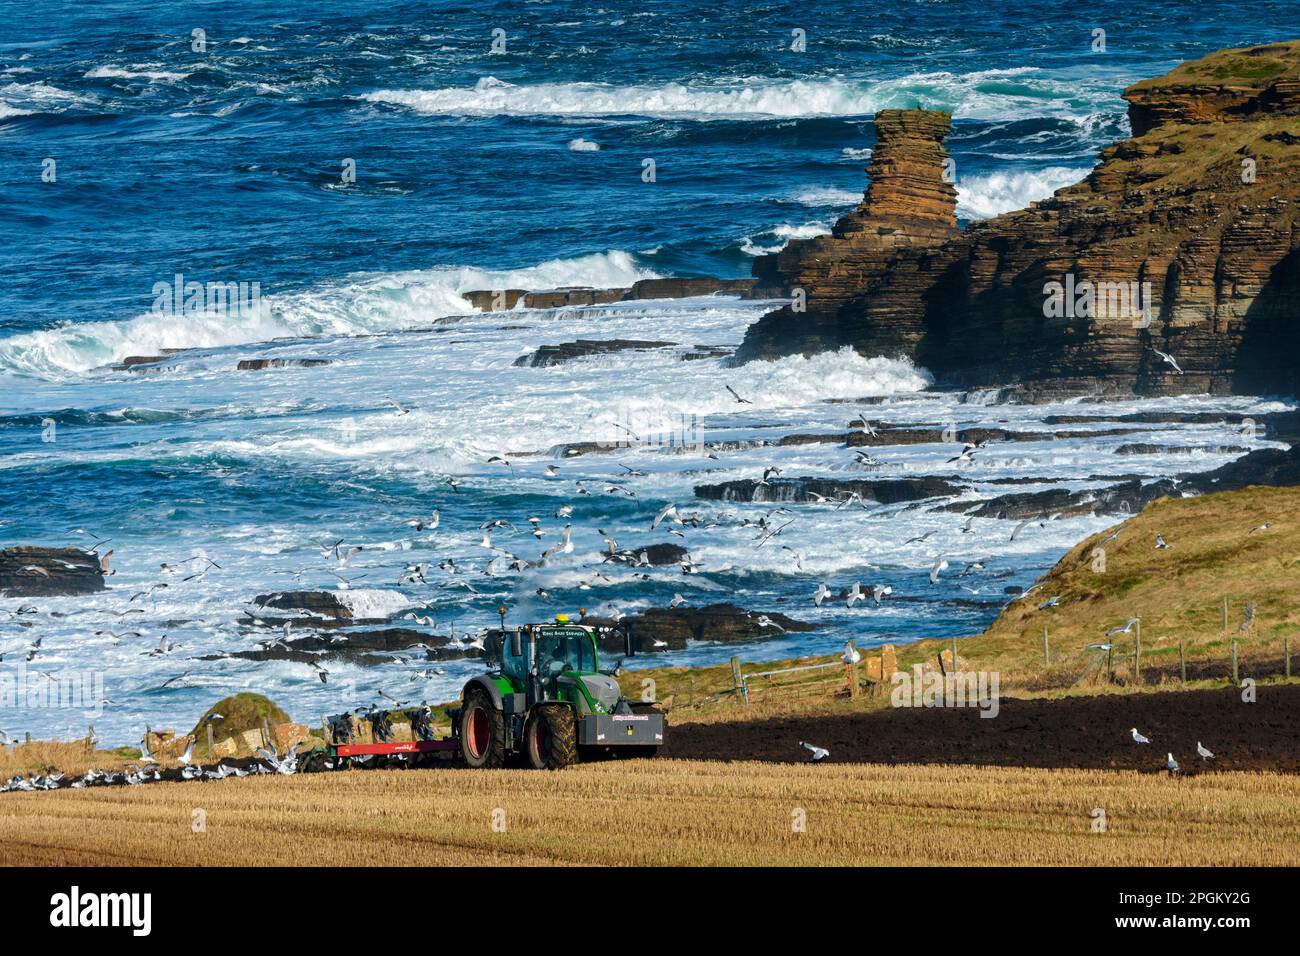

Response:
(460, 687), (506, 768)
(524, 705), (577, 770)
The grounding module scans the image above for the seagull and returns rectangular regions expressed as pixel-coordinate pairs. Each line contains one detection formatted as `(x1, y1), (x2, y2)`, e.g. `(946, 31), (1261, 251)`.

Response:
(1195, 741), (1215, 761)
(929, 556), (949, 586)
(541, 525), (573, 560)
(905, 530), (936, 546)
(841, 642), (861, 665)
(871, 584), (892, 605)
(177, 740), (195, 766)
(1151, 347), (1183, 374)
(846, 582), (864, 608)
(812, 583), (831, 607)
(947, 447), (976, 465)
(385, 396), (410, 415)
(753, 614), (785, 632)
(554, 503), (573, 519)
(1107, 618), (1140, 637)
(725, 384), (753, 405)
(309, 661), (329, 683)
(1010, 516), (1042, 542)
(669, 593), (686, 609)
(1249, 522), (1271, 534)
(1131, 727), (1151, 745)
(1155, 533), (1169, 549)
(799, 741), (829, 762)
(1166, 752), (1181, 774)
(405, 509), (440, 533)
(651, 503), (682, 530)
(1038, 595), (1060, 610)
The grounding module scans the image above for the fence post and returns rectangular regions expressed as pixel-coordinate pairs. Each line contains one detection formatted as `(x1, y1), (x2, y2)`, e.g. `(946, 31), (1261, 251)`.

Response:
(951, 635), (959, 671)
(261, 717), (271, 747)
(1106, 644), (1114, 683)
(24, 732), (31, 745)
(1286, 637), (1292, 679)
(731, 656), (748, 705)
(1134, 620), (1142, 683)
(1042, 627), (1049, 665)
(206, 723), (215, 756)
(1179, 640), (1186, 683)
(1231, 640), (1239, 686)
(848, 662), (859, 700)
(1222, 597), (1228, 632)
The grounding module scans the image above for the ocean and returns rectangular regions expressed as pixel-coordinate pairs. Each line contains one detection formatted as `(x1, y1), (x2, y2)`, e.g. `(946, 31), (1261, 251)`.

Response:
(2, 0), (1298, 744)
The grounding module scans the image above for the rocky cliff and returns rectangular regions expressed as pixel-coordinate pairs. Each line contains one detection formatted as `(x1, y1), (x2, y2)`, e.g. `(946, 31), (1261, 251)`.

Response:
(737, 41), (1300, 399)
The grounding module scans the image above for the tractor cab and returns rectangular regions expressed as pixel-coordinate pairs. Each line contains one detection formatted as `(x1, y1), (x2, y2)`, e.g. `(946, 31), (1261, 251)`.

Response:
(499, 620), (622, 716)
(460, 614), (665, 769)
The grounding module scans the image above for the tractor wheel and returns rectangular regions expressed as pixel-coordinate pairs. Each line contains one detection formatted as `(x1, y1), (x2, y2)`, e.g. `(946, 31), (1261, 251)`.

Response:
(460, 687), (506, 768)
(524, 705), (578, 770)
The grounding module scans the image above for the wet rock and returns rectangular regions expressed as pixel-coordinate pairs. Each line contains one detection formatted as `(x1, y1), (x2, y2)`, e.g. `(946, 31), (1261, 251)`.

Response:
(603, 543), (690, 567)
(514, 339), (677, 367)
(208, 627), (482, 665)
(0, 546), (106, 597)
(584, 603), (817, 653)
(252, 590), (355, 622)
(1114, 442), (1251, 455)
(236, 358), (332, 370)
(694, 475), (961, 504)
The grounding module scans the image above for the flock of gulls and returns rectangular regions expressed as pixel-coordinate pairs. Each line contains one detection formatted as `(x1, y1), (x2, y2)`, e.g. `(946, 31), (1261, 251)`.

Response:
(0, 373), (1256, 788)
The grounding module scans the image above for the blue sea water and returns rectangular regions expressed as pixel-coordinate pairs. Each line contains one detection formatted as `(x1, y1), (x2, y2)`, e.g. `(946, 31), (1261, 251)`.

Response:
(1, 1), (1298, 743)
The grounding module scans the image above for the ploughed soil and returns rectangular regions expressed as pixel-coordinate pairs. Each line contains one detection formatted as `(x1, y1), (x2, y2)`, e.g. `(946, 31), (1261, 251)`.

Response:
(665, 683), (1300, 774)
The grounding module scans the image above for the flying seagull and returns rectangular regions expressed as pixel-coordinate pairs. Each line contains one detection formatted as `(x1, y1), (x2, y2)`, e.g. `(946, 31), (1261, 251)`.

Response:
(725, 384), (753, 405)
(929, 556), (949, 586)
(799, 741), (829, 762)
(1150, 347), (1183, 374)
(1107, 618), (1140, 636)
(812, 583), (831, 607)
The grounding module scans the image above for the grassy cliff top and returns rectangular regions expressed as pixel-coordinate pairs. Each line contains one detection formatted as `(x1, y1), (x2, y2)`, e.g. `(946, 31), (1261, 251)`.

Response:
(1127, 40), (1300, 93)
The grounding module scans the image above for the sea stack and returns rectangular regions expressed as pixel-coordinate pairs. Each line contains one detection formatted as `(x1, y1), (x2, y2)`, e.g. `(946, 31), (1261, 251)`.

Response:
(746, 108), (959, 357)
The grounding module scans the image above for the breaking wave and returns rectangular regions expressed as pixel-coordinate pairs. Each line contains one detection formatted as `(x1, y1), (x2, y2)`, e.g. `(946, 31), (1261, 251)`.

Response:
(363, 69), (1122, 121)
(0, 251), (660, 379)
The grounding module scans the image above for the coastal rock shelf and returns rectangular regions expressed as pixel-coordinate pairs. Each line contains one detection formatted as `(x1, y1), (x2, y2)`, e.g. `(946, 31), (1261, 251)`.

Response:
(735, 42), (1300, 399)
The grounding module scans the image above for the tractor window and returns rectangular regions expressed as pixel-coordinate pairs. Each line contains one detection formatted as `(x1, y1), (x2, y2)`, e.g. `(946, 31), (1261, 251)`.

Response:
(535, 629), (595, 677)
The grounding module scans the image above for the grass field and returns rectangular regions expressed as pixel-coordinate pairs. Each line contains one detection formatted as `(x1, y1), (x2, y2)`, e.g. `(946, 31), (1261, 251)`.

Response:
(3, 759), (1298, 866)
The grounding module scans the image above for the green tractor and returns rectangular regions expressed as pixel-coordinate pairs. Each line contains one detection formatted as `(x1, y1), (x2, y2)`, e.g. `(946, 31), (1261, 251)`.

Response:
(454, 616), (665, 770)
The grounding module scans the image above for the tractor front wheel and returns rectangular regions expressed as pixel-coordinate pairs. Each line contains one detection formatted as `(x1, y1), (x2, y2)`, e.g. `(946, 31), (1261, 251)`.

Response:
(460, 687), (506, 768)
(524, 705), (577, 770)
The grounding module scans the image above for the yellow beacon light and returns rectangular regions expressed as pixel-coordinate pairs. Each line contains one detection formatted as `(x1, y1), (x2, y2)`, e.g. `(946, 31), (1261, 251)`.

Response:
(555, 613), (570, 624)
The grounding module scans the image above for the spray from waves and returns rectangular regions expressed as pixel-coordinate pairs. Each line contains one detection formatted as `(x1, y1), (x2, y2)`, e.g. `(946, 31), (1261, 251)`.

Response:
(956, 166), (1091, 220)
(739, 221), (833, 256)
(362, 69), (1123, 121)
(0, 250), (659, 379)
(783, 187), (861, 207)
(0, 81), (96, 116)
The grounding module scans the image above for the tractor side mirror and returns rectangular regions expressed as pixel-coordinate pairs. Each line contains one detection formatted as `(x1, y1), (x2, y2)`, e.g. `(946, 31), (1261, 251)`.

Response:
(510, 629), (522, 658)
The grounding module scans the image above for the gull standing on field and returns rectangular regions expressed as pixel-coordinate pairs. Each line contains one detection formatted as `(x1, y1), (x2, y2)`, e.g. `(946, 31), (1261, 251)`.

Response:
(1197, 741), (1215, 761)
(1166, 752), (1181, 774)
(1131, 727), (1151, 744)
(841, 642), (861, 665)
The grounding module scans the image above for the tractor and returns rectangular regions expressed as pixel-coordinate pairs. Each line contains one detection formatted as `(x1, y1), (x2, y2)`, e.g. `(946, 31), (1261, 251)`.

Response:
(453, 616), (665, 769)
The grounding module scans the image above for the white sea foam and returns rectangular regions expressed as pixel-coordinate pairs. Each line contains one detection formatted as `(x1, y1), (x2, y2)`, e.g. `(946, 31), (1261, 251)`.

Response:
(363, 69), (1120, 121)
(567, 137), (600, 151)
(0, 250), (659, 378)
(787, 187), (861, 207)
(956, 166), (1090, 219)
(85, 65), (191, 83)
